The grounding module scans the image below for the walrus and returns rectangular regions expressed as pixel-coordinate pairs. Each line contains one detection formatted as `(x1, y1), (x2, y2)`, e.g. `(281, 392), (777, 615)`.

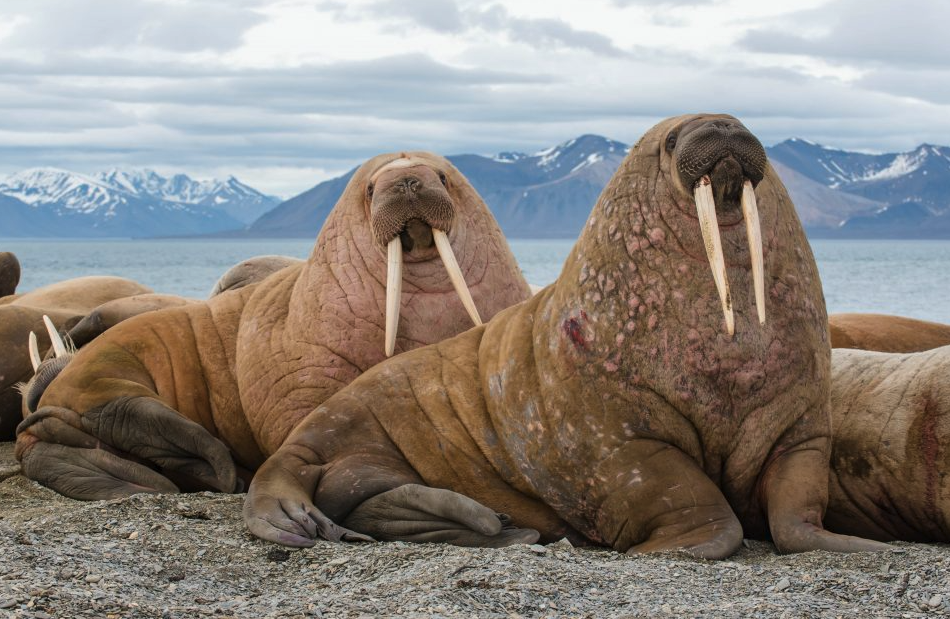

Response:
(17, 152), (535, 549)
(243, 114), (888, 558)
(829, 313), (950, 353)
(825, 345), (950, 541)
(0, 276), (153, 439)
(0, 251), (20, 298)
(209, 255), (304, 297)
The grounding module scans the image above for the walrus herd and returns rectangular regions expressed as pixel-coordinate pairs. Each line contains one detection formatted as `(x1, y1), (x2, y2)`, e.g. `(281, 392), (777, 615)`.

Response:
(6, 114), (950, 560)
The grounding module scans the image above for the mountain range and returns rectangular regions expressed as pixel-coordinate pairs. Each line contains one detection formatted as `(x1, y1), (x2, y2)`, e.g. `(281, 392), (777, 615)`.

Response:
(0, 168), (279, 237)
(4, 136), (950, 239)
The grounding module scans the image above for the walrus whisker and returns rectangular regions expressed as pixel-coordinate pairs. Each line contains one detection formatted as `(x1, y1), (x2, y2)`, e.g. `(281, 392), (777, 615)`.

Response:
(28, 330), (41, 372)
(741, 180), (766, 325)
(385, 238), (403, 357)
(43, 315), (69, 359)
(693, 177), (734, 336)
(433, 229), (482, 328)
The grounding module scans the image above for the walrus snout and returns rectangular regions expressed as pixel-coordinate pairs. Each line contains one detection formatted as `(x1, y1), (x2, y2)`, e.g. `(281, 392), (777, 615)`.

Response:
(673, 120), (767, 194)
(16, 316), (75, 415)
(370, 157), (482, 357)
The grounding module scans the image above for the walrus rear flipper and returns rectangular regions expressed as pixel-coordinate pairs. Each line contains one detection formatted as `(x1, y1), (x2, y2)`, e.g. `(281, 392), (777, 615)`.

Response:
(17, 397), (237, 500)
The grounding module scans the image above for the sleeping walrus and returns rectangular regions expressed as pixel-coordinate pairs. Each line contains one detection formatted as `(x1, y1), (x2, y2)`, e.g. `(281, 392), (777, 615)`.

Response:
(829, 313), (950, 353)
(825, 345), (950, 542)
(0, 274), (153, 439)
(17, 153), (532, 541)
(244, 114), (887, 557)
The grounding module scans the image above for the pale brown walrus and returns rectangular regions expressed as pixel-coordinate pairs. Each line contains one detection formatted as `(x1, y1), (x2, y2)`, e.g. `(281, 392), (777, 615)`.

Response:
(0, 251), (20, 299)
(209, 255), (304, 297)
(17, 152), (537, 546)
(825, 345), (950, 542)
(829, 313), (950, 353)
(0, 273), (153, 439)
(243, 114), (888, 558)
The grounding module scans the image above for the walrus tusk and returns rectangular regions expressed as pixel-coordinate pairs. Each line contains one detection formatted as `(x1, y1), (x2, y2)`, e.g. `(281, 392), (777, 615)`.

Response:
(694, 177), (734, 336)
(28, 331), (41, 372)
(385, 238), (403, 357)
(742, 180), (766, 325)
(43, 315), (68, 358)
(433, 229), (482, 327)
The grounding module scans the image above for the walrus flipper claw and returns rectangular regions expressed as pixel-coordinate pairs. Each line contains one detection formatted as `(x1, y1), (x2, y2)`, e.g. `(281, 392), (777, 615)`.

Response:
(343, 484), (541, 548)
(80, 396), (238, 494)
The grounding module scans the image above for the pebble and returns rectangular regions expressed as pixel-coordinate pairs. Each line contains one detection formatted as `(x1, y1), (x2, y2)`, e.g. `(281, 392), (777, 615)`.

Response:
(773, 577), (791, 592)
(529, 545), (548, 555)
(929, 595), (943, 608)
(0, 599), (16, 609)
(85, 574), (102, 584)
(128, 531), (139, 540)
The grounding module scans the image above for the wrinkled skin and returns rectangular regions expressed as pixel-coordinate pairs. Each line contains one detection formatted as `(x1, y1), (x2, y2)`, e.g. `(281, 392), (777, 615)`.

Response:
(829, 313), (950, 353)
(827, 345), (950, 541)
(0, 274), (153, 439)
(246, 114), (888, 558)
(18, 152), (535, 548)
(209, 255), (303, 297)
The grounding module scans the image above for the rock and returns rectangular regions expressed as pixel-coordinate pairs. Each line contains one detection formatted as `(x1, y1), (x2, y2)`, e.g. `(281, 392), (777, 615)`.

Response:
(929, 594), (943, 608)
(773, 577), (791, 592)
(529, 544), (547, 555)
(128, 531), (139, 540)
(84, 574), (102, 584)
(0, 599), (16, 609)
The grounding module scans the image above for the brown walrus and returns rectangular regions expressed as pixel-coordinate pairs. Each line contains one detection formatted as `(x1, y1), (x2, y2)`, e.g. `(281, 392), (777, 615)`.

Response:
(829, 313), (950, 353)
(244, 114), (888, 558)
(825, 345), (950, 541)
(0, 275), (153, 439)
(0, 251), (20, 299)
(17, 153), (534, 548)
(209, 255), (304, 297)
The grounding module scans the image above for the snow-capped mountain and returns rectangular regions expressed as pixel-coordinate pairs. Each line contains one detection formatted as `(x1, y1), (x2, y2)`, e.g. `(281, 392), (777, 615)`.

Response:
(0, 168), (279, 238)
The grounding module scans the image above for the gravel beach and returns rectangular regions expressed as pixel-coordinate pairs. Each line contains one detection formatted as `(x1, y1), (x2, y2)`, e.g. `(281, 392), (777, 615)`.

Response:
(1, 442), (948, 618)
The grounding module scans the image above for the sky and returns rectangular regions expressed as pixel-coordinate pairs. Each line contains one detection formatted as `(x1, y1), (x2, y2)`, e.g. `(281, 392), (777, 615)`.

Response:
(1, 0), (948, 197)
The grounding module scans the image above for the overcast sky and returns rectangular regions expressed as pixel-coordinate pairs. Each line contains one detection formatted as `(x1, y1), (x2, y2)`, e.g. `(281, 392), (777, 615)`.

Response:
(1, 0), (948, 196)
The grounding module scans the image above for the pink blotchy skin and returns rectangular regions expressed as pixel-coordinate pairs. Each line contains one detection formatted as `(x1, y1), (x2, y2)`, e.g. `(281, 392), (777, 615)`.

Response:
(246, 115), (887, 557)
(15, 152), (531, 500)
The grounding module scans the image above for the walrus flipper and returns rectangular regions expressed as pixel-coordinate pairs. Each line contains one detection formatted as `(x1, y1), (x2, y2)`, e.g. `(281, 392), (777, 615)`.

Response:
(343, 484), (541, 548)
(17, 397), (237, 499)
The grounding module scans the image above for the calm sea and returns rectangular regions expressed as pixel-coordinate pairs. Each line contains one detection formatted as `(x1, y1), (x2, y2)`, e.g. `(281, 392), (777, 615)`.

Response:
(3, 238), (949, 323)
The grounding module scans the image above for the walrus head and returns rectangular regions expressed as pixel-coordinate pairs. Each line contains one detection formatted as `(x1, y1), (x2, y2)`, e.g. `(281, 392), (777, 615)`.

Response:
(16, 316), (75, 415)
(664, 115), (768, 335)
(0, 251), (21, 298)
(362, 154), (486, 356)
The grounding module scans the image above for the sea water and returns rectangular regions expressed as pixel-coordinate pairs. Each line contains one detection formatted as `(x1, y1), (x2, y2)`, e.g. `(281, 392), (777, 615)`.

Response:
(3, 238), (950, 323)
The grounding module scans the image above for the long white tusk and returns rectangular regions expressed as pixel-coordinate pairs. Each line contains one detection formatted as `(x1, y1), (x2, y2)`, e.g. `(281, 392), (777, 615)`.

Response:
(432, 229), (482, 327)
(694, 177), (734, 336)
(385, 238), (403, 357)
(42, 315), (68, 358)
(742, 180), (766, 325)
(28, 331), (41, 372)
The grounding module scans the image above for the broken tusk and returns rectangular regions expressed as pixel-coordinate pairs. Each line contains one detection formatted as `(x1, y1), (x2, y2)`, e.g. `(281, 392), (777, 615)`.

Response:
(694, 177), (734, 336)
(42, 315), (68, 358)
(742, 180), (766, 325)
(28, 331), (41, 372)
(385, 237), (403, 357)
(433, 229), (482, 327)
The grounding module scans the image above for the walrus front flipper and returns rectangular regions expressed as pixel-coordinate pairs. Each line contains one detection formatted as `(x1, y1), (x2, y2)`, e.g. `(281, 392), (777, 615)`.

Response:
(244, 447), (374, 548)
(21, 442), (181, 499)
(17, 397), (237, 499)
(343, 484), (541, 548)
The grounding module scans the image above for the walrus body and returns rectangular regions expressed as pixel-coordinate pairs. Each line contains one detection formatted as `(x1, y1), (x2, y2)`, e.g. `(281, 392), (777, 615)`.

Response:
(209, 255), (303, 297)
(830, 313), (950, 353)
(0, 251), (20, 298)
(245, 115), (886, 557)
(18, 153), (532, 524)
(826, 346), (950, 541)
(0, 274), (153, 439)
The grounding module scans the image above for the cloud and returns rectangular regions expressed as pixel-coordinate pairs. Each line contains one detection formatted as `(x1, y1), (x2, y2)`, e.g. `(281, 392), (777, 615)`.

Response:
(739, 0), (950, 68)
(1, 0), (266, 52)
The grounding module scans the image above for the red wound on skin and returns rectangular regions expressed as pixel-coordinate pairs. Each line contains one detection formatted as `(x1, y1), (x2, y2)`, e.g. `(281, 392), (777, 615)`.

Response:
(563, 311), (589, 351)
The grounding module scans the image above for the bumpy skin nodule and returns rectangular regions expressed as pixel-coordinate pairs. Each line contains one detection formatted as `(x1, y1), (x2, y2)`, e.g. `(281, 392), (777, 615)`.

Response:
(246, 114), (889, 557)
(17, 152), (531, 512)
(829, 313), (950, 353)
(0, 275), (153, 439)
(827, 346), (950, 541)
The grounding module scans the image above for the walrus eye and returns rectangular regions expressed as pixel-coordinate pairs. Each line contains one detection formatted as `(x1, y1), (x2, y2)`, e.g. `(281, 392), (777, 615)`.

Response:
(665, 133), (677, 152)
(438, 171), (448, 187)
(367, 183), (374, 198)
